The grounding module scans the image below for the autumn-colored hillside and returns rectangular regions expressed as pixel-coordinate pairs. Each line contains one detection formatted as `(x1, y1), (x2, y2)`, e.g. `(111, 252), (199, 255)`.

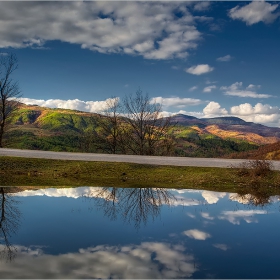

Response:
(226, 141), (280, 160)
(3, 103), (280, 158)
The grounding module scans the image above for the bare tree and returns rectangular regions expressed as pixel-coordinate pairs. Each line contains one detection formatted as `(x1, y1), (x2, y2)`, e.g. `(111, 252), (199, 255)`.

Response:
(0, 53), (21, 148)
(93, 97), (124, 154)
(122, 89), (175, 155)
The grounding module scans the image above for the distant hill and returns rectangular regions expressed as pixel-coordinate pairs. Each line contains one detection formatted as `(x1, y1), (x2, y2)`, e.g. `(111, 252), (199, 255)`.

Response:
(169, 114), (280, 145)
(3, 104), (280, 158)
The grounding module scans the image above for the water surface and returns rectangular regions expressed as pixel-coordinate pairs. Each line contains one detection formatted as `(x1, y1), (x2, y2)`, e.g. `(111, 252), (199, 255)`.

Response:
(0, 186), (279, 279)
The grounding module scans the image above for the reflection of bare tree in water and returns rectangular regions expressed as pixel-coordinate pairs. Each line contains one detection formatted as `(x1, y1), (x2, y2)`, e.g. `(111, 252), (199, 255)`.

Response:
(0, 187), (21, 261)
(231, 192), (279, 207)
(91, 187), (175, 228)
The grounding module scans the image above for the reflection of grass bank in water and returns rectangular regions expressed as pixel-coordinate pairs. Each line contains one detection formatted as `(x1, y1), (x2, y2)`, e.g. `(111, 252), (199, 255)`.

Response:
(0, 156), (280, 195)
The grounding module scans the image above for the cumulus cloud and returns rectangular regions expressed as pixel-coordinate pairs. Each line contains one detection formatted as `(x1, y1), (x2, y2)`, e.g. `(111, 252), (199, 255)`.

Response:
(230, 102), (280, 125)
(218, 210), (266, 225)
(185, 64), (214, 75)
(229, 1), (280, 25)
(203, 85), (216, 93)
(221, 82), (272, 98)
(217, 55), (232, 62)
(0, 242), (197, 279)
(200, 101), (280, 126)
(19, 97), (118, 113)
(230, 102), (280, 116)
(0, 2), (205, 60)
(183, 229), (211, 240)
(203, 101), (228, 117)
(151, 96), (203, 108)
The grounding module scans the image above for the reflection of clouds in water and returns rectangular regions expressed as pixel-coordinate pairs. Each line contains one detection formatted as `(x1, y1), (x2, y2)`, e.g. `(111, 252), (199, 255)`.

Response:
(183, 229), (211, 240)
(0, 242), (196, 279)
(218, 210), (267, 225)
(186, 213), (196, 219)
(201, 212), (214, 220)
(172, 189), (201, 194)
(14, 187), (201, 207)
(213, 244), (229, 251)
(202, 191), (227, 204)
(12, 187), (109, 199)
(14, 188), (229, 207)
(172, 196), (200, 207)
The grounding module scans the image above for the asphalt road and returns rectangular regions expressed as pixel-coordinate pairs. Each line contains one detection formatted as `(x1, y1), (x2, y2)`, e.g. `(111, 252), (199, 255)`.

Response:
(1, 148), (280, 170)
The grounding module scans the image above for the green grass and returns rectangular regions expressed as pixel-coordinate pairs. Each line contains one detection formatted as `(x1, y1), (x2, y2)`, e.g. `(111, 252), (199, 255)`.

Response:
(1, 156), (280, 197)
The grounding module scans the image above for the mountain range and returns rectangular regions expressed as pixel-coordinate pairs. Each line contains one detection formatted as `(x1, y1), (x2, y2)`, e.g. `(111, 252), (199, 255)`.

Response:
(3, 103), (280, 159)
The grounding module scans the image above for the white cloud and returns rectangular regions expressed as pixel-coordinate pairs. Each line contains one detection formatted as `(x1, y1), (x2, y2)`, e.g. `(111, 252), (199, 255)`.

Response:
(0, 52), (8, 56)
(230, 103), (280, 126)
(171, 66), (180, 70)
(213, 244), (229, 251)
(0, 242), (197, 279)
(229, 1), (280, 25)
(221, 82), (272, 98)
(217, 55), (232, 62)
(183, 229), (211, 240)
(0, 2), (205, 60)
(218, 210), (266, 225)
(203, 85), (216, 93)
(246, 84), (261, 90)
(203, 101), (228, 117)
(151, 96), (203, 108)
(200, 101), (280, 127)
(186, 64), (214, 75)
(193, 2), (211, 12)
(189, 86), (197, 92)
(19, 97), (118, 113)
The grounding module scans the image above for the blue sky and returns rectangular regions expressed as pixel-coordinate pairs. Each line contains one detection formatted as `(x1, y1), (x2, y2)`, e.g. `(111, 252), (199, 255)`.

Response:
(0, 1), (280, 126)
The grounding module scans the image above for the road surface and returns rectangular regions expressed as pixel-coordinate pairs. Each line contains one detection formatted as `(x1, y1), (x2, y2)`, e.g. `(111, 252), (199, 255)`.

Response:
(1, 148), (280, 170)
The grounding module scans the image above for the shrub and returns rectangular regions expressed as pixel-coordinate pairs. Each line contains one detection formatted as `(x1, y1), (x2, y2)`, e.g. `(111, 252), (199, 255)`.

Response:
(236, 159), (273, 178)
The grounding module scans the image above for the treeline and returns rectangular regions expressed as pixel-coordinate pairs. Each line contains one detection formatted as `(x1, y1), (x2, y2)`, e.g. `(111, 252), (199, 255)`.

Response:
(226, 141), (280, 160)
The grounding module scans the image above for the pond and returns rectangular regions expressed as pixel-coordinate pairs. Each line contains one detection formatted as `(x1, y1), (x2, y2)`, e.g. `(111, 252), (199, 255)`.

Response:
(0, 186), (279, 279)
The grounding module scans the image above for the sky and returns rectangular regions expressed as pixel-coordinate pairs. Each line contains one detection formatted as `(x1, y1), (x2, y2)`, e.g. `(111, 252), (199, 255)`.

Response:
(0, 1), (280, 127)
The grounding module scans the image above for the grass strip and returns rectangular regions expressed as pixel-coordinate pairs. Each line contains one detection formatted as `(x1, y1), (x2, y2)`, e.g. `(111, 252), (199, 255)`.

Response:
(0, 156), (280, 195)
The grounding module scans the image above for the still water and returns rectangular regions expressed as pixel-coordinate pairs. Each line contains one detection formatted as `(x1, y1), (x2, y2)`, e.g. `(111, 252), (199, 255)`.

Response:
(0, 186), (279, 279)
